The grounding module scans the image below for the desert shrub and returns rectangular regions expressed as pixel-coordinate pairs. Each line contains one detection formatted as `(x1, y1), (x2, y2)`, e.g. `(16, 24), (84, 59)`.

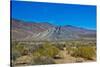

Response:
(12, 42), (30, 61)
(54, 44), (65, 50)
(12, 50), (22, 61)
(32, 56), (55, 65)
(12, 42), (23, 60)
(31, 43), (59, 65)
(72, 46), (96, 60)
(15, 44), (28, 55)
(32, 42), (60, 58)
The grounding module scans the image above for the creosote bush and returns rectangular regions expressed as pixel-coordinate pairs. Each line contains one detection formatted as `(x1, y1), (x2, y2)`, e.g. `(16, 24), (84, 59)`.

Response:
(32, 42), (60, 58)
(12, 42), (30, 60)
(72, 46), (96, 60)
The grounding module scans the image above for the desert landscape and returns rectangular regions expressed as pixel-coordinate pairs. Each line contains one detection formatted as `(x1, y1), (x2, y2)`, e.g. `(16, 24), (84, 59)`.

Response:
(11, 1), (96, 66)
(11, 19), (96, 66)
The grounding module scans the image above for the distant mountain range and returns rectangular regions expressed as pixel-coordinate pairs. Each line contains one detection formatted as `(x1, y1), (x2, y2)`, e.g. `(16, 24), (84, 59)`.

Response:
(11, 19), (96, 41)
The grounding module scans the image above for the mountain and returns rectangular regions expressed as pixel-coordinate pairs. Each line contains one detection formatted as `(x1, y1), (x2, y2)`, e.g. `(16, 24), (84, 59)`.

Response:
(11, 19), (96, 41)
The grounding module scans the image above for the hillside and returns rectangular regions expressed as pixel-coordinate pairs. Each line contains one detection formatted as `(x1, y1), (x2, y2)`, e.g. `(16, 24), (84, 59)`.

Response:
(11, 19), (96, 41)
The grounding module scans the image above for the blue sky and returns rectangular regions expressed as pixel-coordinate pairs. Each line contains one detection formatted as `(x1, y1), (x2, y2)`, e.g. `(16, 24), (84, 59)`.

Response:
(11, 1), (96, 30)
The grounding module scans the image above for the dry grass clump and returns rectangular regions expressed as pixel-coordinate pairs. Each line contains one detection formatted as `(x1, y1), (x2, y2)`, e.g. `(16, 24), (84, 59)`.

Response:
(32, 42), (60, 58)
(72, 46), (96, 60)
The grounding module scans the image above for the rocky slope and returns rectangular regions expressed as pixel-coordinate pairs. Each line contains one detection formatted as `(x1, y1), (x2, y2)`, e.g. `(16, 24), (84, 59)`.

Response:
(11, 19), (96, 41)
